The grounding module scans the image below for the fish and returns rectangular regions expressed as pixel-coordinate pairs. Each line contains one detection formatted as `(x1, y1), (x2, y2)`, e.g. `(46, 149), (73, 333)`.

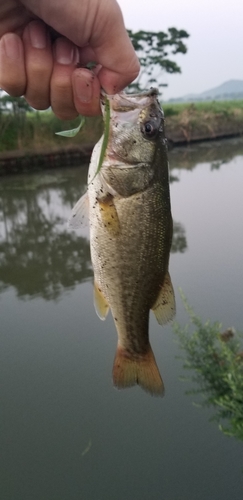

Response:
(70, 88), (175, 396)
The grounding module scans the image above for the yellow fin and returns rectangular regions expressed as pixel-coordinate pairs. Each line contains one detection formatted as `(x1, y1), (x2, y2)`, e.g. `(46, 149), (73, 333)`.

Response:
(112, 344), (164, 396)
(98, 194), (120, 237)
(94, 281), (109, 320)
(152, 271), (176, 325)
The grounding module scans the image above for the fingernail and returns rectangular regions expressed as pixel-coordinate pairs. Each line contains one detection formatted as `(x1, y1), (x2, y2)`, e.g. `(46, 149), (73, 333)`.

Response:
(74, 69), (94, 103)
(2, 34), (20, 60)
(29, 21), (47, 49)
(54, 38), (79, 65)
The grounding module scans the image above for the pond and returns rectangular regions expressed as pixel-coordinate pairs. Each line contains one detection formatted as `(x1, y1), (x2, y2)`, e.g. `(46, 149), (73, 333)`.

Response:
(0, 137), (243, 500)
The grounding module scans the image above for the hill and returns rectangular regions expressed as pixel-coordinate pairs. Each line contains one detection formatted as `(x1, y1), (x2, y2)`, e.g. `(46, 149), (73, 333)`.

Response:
(167, 80), (243, 103)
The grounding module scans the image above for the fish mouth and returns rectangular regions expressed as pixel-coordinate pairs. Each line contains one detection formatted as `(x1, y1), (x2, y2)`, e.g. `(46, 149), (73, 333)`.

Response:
(101, 88), (160, 125)
(102, 88), (159, 109)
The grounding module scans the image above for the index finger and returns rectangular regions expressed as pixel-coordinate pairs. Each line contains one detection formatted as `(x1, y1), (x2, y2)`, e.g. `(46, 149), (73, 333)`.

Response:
(88, 2), (140, 93)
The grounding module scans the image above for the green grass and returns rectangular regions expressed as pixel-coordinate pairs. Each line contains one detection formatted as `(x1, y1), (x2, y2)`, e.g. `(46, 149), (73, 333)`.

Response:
(0, 111), (102, 152)
(162, 99), (243, 117)
(174, 293), (243, 442)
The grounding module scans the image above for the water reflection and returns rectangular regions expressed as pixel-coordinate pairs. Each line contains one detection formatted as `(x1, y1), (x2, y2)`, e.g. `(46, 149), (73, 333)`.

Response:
(0, 172), (92, 300)
(169, 136), (243, 172)
(174, 296), (243, 442)
(171, 221), (187, 253)
(0, 168), (187, 300)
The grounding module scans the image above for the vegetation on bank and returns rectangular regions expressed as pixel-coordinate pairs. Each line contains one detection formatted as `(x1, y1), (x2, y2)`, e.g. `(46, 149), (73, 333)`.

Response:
(163, 100), (243, 143)
(174, 294), (243, 442)
(163, 99), (243, 114)
(0, 108), (103, 152)
(1, 98), (243, 153)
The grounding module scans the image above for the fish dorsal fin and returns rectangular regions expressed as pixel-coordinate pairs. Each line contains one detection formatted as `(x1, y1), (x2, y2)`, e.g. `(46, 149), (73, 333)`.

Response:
(68, 192), (89, 229)
(152, 271), (176, 325)
(94, 281), (110, 320)
(98, 194), (120, 237)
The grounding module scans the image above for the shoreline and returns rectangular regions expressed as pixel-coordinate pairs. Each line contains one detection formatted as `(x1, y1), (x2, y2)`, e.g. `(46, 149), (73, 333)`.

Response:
(0, 129), (243, 176)
(0, 145), (93, 176)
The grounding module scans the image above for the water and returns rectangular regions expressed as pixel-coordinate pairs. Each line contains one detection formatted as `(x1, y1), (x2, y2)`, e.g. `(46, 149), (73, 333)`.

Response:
(0, 137), (243, 500)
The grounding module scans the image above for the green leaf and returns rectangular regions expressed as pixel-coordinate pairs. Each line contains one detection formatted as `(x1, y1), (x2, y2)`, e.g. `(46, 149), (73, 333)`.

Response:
(89, 95), (110, 183)
(55, 116), (85, 137)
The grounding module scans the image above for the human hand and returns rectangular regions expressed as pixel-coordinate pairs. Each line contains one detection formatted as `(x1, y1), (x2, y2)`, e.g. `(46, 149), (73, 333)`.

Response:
(0, 0), (140, 119)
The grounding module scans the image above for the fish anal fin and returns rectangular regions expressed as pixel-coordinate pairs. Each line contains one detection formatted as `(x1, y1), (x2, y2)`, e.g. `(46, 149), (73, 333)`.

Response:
(112, 344), (164, 396)
(94, 281), (109, 320)
(152, 271), (176, 325)
(69, 192), (89, 229)
(98, 194), (120, 237)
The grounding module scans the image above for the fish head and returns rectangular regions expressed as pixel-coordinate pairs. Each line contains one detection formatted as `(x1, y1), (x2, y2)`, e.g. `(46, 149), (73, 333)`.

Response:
(101, 88), (165, 165)
(100, 89), (167, 196)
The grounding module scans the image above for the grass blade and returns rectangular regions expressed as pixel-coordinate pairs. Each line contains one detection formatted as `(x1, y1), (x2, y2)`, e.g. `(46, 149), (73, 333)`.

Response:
(89, 95), (110, 184)
(55, 116), (85, 137)
(96, 96), (110, 175)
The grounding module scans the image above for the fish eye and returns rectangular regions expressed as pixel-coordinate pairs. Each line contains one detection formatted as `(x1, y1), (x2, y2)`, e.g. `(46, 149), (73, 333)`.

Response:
(141, 121), (158, 140)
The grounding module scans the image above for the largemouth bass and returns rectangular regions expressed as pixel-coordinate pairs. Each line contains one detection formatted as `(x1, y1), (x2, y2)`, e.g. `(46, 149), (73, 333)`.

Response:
(70, 89), (175, 396)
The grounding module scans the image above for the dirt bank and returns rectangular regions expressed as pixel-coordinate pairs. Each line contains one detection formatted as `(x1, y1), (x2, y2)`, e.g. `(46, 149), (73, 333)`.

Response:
(164, 102), (243, 144)
(0, 145), (93, 176)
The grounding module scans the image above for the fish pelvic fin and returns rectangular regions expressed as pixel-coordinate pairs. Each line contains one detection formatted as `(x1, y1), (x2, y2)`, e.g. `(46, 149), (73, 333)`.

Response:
(94, 281), (110, 320)
(68, 192), (89, 229)
(112, 344), (164, 397)
(152, 271), (176, 325)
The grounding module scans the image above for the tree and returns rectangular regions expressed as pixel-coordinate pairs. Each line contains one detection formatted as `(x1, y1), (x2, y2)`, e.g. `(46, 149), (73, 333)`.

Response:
(0, 92), (33, 115)
(127, 28), (189, 93)
(0, 92), (34, 150)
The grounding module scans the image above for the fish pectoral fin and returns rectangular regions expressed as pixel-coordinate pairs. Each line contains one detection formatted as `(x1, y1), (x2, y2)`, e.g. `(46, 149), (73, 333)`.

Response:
(68, 192), (89, 229)
(94, 281), (110, 320)
(112, 344), (164, 397)
(98, 194), (120, 237)
(152, 271), (176, 325)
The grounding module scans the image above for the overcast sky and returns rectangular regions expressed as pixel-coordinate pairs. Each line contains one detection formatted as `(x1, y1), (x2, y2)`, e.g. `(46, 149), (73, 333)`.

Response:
(117, 0), (243, 100)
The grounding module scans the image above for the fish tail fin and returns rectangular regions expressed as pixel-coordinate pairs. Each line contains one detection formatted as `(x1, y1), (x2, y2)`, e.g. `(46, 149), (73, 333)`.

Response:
(112, 344), (164, 397)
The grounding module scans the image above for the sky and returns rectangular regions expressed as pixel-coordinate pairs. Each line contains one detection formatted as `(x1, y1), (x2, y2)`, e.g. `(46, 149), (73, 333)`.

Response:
(117, 0), (243, 100)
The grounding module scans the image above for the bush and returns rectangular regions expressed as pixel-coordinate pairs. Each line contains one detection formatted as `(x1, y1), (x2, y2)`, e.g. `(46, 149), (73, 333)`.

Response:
(174, 292), (243, 441)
